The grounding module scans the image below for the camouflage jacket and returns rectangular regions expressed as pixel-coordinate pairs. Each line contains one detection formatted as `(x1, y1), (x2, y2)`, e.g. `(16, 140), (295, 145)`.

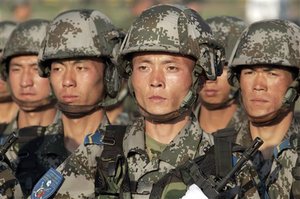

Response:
(31, 116), (110, 199)
(235, 118), (300, 199)
(123, 114), (212, 199)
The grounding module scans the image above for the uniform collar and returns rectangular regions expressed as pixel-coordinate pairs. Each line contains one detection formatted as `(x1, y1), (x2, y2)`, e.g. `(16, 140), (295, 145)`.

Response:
(124, 113), (204, 167)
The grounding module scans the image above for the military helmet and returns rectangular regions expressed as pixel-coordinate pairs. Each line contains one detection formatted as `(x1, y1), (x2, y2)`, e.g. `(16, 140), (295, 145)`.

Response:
(119, 4), (223, 80)
(0, 21), (17, 52)
(228, 19), (300, 114)
(1, 19), (49, 80)
(118, 4), (224, 122)
(38, 9), (123, 78)
(228, 19), (300, 88)
(206, 16), (247, 63)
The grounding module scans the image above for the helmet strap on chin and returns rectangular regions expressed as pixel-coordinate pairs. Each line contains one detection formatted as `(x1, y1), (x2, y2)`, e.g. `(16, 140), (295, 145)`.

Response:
(12, 94), (57, 112)
(57, 102), (102, 119)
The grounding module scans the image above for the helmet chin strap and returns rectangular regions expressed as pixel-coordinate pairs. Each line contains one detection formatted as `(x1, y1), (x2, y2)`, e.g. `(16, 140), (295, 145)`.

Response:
(0, 94), (13, 103)
(57, 102), (102, 119)
(11, 94), (57, 112)
(134, 89), (198, 123)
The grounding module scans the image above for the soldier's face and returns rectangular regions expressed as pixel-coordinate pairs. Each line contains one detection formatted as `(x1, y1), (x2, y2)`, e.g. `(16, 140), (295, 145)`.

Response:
(50, 59), (105, 106)
(240, 66), (293, 121)
(8, 55), (51, 103)
(131, 52), (194, 115)
(200, 66), (231, 105)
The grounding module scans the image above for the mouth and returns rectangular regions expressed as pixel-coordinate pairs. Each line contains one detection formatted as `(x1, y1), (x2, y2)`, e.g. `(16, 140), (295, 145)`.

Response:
(203, 89), (218, 96)
(149, 95), (166, 102)
(62, 95), (78, 103)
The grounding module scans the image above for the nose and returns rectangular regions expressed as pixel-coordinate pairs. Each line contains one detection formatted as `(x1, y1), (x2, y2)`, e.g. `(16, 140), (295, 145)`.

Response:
(150, 68), (165, 88)
(253, 73), (267, 91)
(20, 69), (34, 88)
(62, 68), (76, 88)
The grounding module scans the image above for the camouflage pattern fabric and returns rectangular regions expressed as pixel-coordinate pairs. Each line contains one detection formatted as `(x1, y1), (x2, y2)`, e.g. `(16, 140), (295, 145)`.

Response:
(123, 113), (212, 199)
(36, 117), (110, 199)
(0, 162), (23, 199)
(235, 118), (300, 198)
(1, 19), (49, 80)
(0, 21), (16, 52)
(228, 19), (300, 88)
(206, 16), (247, 62)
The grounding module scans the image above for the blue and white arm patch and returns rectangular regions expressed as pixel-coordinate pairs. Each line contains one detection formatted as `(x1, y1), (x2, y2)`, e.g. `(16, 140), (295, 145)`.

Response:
(84, 129), (104, 146)
(31, 168), (64, 199)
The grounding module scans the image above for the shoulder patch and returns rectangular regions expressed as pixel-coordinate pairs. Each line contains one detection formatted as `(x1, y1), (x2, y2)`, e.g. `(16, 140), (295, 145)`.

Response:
(84, 129), (104, 146)
(31, 168), (64, 199)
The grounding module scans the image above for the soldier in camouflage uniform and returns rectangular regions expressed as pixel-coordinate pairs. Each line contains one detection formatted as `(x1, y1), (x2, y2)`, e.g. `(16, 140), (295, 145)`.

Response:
(0, 21), (19, 134)
(196, 16), (247, 138)
(227, 19), (300, 198)
(0, 19), (63, 196)
(33, 4), (223, 199)
(29, 9), (124, 199)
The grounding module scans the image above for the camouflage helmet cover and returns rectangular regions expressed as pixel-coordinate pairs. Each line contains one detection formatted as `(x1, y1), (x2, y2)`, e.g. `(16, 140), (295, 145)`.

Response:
(119, 4), (223, 80)
(206, 16), (247, 62)
(229, 19), (300, 70)
(0, 21), (17, 51)
(38, 9), (122, 77)
(1, 19), (49, 79)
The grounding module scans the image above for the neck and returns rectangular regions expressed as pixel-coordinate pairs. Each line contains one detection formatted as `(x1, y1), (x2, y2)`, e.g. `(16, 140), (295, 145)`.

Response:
(106, 105), (123, 125)
(18, 106), (57, 128)
(249, 111), (293, 159)
(62, 110), (104, 152)
(145, 114), (190, 144)
(199, 102), (237, 133)
(0, 102), (19, 123)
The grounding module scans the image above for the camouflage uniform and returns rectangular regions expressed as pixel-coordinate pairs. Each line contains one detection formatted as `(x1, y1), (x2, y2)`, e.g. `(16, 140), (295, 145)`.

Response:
(124, 115), (212, 199)
(32, 4), (223, 199)
(30, 9), (124, 199)
(0, 19), (62, 197)
(118, 4), (223, 199)
(227, 19), (300, 199)
(235, 119), (300, 198)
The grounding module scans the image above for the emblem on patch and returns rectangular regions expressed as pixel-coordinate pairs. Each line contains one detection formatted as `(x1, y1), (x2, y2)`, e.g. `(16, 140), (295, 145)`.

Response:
(84, 129), (104, 146)
(31, 168), (64, 199)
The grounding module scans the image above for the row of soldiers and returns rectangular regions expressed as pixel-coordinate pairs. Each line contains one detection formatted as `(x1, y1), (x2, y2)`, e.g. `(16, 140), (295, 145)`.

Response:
(0, 3), (299, 199)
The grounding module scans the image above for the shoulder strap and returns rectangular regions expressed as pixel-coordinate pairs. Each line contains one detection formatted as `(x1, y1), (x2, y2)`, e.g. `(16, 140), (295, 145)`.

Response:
(213, 127), (237, 178)
(95, 125), (130, 197)
(15, 126), (47, 197)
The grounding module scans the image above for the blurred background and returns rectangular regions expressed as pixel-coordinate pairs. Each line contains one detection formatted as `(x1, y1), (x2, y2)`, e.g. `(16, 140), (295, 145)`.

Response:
(0, 0), (299, 30)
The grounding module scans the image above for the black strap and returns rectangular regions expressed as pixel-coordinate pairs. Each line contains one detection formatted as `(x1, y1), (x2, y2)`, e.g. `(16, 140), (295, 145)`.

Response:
(213, 127), (237, 178)
(15, 126), (47, 197)
(95, 125), (129, 196)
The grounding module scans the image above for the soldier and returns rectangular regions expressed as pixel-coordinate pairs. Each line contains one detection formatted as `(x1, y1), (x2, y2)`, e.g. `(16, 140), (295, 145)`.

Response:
(35, 4), (224, 199)
(0, 21), (19, 133)
(228, 19), (300, 198)
(197, 16), (247, 136)
(29, 8), (124, 199)
(0, 19), (62, 196)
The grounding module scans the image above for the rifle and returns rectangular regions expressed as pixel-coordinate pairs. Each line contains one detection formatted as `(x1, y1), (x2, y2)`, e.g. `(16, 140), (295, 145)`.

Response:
(0, 132), (18, 161)
(150, 137), (264, 199)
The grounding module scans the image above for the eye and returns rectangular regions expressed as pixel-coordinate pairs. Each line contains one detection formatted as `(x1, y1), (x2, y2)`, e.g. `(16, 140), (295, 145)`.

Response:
(51, 66), (62, 72)
(137, 65), (149, 72)
(10, 67), (21, 72)
(242, 69), (253, 75)
(166, 65), (178, 72)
